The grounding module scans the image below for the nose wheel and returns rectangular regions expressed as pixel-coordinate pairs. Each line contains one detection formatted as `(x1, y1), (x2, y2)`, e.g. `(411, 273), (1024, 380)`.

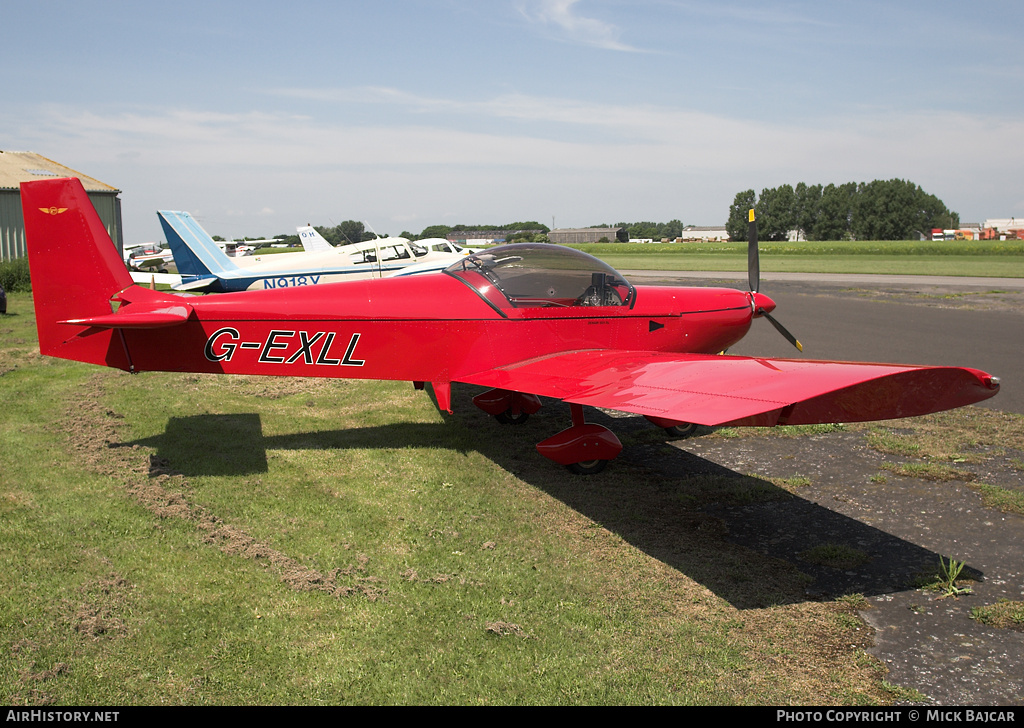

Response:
(643, 415), (697, 439)
(664, 422), (697, 438)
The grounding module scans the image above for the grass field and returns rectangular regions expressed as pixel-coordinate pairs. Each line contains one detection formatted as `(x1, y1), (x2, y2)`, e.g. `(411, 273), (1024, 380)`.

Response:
(1, 291), (1020, 705)
(570, 240), (1024, 278)
(595, 254), (1024, 277)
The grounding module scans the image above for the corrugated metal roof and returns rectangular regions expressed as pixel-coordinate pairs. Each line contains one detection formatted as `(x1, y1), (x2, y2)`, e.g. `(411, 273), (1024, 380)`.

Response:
(0, 150), (119, 192)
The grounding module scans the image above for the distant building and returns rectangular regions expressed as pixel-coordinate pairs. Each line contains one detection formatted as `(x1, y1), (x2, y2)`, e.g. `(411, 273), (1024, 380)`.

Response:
(680, 225), (730, 242)
(981, 218), (1024, 240)
(548, 227), (627, 244)
(446, 230), (506, 245)
(0, 150), (122, 261)
(982, 218), (1024, 232)
(446, 229), (545, 245)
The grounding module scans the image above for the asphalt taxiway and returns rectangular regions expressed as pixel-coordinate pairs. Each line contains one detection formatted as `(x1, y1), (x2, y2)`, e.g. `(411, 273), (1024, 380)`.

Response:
(624, 270), (1024, 705)
(625, 271), (1024, 414)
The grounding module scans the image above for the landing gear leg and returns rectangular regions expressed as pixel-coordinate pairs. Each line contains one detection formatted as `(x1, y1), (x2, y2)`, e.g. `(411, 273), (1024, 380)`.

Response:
(536, 403), (622, 475)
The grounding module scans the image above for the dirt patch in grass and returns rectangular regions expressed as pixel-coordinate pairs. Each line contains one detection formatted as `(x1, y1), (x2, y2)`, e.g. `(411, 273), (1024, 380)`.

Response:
(485, 621), (532, 638)
(56, 373), (386, 602)
(9, 659), (69, 707)
(65, 573), (133, 640)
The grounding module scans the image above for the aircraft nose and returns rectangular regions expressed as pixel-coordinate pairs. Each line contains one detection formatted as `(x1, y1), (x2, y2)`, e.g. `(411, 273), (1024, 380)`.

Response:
(752, 292), (776, 315)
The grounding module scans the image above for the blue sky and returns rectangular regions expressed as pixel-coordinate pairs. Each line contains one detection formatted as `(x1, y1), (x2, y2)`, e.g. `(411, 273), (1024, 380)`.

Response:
(3, 1), (1022, 242)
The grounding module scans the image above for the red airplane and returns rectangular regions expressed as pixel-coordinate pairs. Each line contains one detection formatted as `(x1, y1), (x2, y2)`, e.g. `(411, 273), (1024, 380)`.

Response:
(22, 177), (1000, 474)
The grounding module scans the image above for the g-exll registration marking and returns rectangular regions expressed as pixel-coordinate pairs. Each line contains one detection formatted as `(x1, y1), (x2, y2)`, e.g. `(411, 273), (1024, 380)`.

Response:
(204, 328), (365, 366)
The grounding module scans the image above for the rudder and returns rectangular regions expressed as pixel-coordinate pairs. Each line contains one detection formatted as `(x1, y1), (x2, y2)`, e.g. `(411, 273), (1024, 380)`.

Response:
(21, 177), (133, 366)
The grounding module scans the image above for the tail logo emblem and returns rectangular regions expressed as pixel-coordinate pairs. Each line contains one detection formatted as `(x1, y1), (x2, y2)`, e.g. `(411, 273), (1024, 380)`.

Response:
(39, 207), (68, 215)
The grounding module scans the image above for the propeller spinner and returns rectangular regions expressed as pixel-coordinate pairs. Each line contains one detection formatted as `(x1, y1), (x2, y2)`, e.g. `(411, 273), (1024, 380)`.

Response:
(747, 209), (803, 352)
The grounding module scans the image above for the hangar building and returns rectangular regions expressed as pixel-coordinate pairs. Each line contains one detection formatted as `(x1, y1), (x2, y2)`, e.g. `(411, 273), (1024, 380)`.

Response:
(548, 227), (627, 244)
(0, 150), (122, 261)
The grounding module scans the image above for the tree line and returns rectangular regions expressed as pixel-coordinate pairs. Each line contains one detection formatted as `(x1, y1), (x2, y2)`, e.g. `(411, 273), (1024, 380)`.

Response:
(411, 222), (551, 241)
(262, 179), (958, 247)
(727, 179), (959, 242)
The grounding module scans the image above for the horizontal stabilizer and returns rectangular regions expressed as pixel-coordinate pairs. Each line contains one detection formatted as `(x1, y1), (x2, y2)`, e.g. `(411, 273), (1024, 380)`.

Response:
(62, 305), (191, 329)
(129, 271), (182, 287)
(173, 277), (218, 292)
(62, 285), (193, 329)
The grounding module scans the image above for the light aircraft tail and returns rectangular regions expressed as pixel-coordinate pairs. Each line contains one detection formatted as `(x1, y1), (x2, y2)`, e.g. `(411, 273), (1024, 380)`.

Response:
(297, 225), (335, 254)
(21, 177), (181, 368)
(159, 210), (242, 289)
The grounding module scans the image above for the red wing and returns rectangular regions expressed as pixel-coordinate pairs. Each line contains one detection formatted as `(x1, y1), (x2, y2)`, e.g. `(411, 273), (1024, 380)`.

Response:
(457, 350), (999, 427)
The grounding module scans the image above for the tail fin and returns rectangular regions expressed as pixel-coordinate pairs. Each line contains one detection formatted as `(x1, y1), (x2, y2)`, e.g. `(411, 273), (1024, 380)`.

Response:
(21, 177), (134, 366)
(158, 210), (240, 279)
(297, 225), (335, 253)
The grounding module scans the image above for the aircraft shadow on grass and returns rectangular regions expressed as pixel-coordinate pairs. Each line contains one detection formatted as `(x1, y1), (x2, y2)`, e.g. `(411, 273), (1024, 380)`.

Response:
(123, 385), (972, 611)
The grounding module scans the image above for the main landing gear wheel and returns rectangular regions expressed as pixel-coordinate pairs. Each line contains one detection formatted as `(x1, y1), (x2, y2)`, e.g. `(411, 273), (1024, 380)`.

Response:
(664, 422), (697, 438)
(536, 404), (622, 476)
(473, 389), (542, 424)
(496, 409), (530, 425)
(566, 459), (608, 475)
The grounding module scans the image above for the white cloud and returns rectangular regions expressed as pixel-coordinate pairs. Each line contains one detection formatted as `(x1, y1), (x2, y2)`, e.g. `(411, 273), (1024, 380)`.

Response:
(8, 91), (1023, 239)
(517, 0), (641, 52)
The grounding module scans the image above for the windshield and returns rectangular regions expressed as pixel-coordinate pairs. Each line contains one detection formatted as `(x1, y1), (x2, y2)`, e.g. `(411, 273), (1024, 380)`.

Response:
(444, 243), (633, 308)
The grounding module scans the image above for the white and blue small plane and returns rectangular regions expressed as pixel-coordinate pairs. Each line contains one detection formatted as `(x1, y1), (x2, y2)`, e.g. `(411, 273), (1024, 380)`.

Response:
(294, 226), (483, 279)
(161, 212), (464, 293)
(296, 225), (334, 254)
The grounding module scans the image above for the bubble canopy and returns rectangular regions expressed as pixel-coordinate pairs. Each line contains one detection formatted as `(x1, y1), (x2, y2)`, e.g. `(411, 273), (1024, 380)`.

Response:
(443, 243), (635, 309)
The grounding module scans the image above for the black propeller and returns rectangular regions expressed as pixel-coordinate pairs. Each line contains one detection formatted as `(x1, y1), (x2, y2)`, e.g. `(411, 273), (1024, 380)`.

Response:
(747, 209), (803, 352)
(761, 309), (803, 351)
(747, 208), (760, 294)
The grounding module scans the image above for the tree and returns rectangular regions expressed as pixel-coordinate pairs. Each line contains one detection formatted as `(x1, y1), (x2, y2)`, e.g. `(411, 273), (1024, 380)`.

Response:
(273, 233), (300, 247)
(727, 189), (757, 241)
(419, 225), (453, 239)
(811, 183), (856, 240)
(503, 221), (550, 233)
(729, 179), (958, 241)
(793, 182), (822, 241)
(852, 179), (959, 240)
(506, 232), (551, 243)
(315, 221), (366, 245)
(756, 184), (796, 241)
